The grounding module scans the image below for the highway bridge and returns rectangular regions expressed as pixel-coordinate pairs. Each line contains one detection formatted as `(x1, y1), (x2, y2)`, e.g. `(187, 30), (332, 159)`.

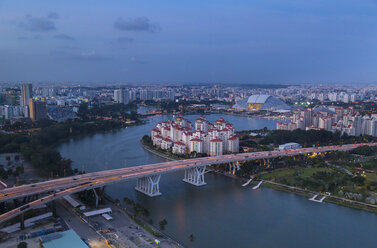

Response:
(0, 142), (375, 224)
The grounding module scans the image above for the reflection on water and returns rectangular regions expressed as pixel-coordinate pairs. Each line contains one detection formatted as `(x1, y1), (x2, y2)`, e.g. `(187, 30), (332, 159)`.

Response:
(58, 114), (377, 248)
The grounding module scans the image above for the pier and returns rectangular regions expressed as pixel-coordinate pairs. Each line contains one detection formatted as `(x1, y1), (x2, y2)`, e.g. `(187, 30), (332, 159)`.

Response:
(242, 178), (253, 187)
(252, 180), (263, 190)
(309, 194), (327, 203)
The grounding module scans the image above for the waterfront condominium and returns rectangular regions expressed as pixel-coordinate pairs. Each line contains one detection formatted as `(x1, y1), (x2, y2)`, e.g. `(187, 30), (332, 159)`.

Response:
(151, 116), (239, 156)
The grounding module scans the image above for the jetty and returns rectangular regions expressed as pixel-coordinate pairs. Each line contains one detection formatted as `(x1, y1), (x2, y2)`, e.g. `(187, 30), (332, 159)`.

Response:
(252, 180), (263, 190)
(242, 178), (253, 187)
(309, 194), (327, 203)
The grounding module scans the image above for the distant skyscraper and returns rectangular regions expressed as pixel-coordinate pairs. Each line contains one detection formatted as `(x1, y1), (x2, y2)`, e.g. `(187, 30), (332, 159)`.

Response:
(29, 99), (47, 121)
(140, 89), (153, 101)
(21, 84), (33, 107)
(114, 89), (130, 104)
(167, 90), (175, 101)
(114, 89), (121, 103)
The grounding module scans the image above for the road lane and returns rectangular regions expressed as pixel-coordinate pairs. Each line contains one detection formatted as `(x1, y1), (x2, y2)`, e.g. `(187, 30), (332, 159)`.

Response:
(0, 143), (374, 203)
(0, 142), (375, 224)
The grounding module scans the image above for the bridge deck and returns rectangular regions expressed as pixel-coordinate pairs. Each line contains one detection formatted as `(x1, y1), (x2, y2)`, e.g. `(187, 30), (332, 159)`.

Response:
(0, 142), (375, 224)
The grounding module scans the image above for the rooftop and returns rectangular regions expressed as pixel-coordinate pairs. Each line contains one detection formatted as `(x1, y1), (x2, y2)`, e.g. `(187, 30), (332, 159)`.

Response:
(247, 94), (271, 104)
(40, 230), (88, 248)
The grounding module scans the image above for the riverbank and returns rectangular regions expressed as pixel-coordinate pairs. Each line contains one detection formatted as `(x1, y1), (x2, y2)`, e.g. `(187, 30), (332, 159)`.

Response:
(104, 194), (185, 248)
(262, 181), (377, 214)
(58, 113), (377, 247)
(140, 143), (377, 215)
(215, 165), (377, 214)
(218, 168), (377, 214)
(139, 140), (176, 161)
(0, 118), (146, 179)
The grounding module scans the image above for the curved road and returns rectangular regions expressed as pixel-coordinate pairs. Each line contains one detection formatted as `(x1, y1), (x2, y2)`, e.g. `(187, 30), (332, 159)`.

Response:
(0, 142), (375, 224)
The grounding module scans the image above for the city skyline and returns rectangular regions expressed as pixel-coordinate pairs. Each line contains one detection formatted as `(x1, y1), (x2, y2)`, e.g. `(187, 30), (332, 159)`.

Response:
(1, 0), (377, 84)
(2, 1), (377, 247)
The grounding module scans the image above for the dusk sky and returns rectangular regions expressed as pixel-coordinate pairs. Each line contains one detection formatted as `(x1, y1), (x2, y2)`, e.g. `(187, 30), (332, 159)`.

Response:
(1, 0), (377, 84)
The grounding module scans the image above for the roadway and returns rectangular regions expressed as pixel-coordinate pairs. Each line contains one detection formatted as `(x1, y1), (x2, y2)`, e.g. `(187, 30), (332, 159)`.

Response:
(0, 142), (375, 224)
(55, 199), (109, 248)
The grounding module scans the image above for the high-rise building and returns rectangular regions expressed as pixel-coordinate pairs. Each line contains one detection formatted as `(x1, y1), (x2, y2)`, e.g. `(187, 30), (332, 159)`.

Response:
(140, 89), (153, 101)
(129, 90), (138, 101)
(114, 89), (130, 104)
(114, 89), (121, 103)
(21, 84), (33, 107)
(29, 99), (47, 121)
(1, 89), (20, 105)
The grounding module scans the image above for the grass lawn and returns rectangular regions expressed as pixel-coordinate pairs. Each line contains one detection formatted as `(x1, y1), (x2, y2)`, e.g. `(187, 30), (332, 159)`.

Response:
(260, 167), (332, 179)
(365, 172), (377, 182)
(259, 169), (295, 179)
(300, 167), (332, 176)
(259, 167), (335, 185)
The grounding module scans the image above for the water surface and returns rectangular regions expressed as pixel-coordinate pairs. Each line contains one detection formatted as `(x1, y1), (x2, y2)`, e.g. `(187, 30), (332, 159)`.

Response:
(58, 115), (377, 248)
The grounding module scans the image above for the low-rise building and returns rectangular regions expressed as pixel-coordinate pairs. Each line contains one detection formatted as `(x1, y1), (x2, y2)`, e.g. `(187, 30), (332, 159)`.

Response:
(278, 142), (302, 150)
(173, 141), (186, 154)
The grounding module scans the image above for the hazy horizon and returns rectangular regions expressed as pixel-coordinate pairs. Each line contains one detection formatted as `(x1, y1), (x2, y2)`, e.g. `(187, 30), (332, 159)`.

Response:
(1, 0), (377, 84)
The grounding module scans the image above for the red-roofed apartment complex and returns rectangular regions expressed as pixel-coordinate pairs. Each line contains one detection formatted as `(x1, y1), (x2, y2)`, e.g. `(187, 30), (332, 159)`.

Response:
(151, 116), (239, 156)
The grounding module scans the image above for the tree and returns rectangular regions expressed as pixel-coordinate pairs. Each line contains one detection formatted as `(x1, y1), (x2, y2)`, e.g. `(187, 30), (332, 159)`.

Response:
(352, 176), (366, 186)
(17, 241), (27, 248)
(6, 156), (11, 161)
(189, 234), (195, 242)
(158, 219), (168, 230)
(123, 197), (132, 206)
(14, 155), (20, 161)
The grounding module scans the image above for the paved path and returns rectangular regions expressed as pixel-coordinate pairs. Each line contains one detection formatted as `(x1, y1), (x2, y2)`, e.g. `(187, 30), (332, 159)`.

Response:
(55, 200), (108, 248)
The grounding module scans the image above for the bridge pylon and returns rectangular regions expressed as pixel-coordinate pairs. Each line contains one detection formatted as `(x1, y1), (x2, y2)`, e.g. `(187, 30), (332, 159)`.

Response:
(135, 175), (162, 197)
(183, 166), (206, 186)
(228, 162), (240, 175)
(92, 188), (99, 208)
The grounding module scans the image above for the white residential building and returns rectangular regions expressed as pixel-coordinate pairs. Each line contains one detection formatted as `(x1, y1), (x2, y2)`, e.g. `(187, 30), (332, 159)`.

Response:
(278, 106), (377, 138)
(151, 116), (239, 156)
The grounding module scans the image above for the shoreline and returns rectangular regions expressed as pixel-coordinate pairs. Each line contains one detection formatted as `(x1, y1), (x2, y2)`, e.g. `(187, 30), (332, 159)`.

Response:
(139, 140), (176, 161)
(104, 194), (185, 248)
(140, 141), (377, 214)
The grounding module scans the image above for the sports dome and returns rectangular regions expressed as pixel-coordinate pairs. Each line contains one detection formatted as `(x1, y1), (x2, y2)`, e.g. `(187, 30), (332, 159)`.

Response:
(233, 94), (290, 111)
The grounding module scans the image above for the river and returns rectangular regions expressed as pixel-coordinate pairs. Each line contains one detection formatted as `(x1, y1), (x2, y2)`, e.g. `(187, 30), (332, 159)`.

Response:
(58, 114), (377, 248)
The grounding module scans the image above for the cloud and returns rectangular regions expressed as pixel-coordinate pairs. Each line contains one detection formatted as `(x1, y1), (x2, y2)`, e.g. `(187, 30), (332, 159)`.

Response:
(114, 17), (160, 33)
(19, 16), (56, 32)
(48, 12), (59, 20)
(117, 37), (135, 43)
(51, 50), (112, 61)
(54, 34), (75, 40)
(130, 57), (147, 64)
(78, 51), (111, 60)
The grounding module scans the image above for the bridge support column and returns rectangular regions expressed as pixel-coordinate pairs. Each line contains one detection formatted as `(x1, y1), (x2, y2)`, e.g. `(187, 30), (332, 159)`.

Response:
(228, 162), (240, 175)
(183, 166), (206, 186)
(52, 200), (57, 218)
(135, 175), (162, 197)
(92, 189), (99, 208)
(100, 186), (106, 201)
(20, 212), (24, 230)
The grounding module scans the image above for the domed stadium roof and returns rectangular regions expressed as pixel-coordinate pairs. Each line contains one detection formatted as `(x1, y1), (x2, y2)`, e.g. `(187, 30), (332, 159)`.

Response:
(233, 94), (290, 111)
(247, 94), (271, 104)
